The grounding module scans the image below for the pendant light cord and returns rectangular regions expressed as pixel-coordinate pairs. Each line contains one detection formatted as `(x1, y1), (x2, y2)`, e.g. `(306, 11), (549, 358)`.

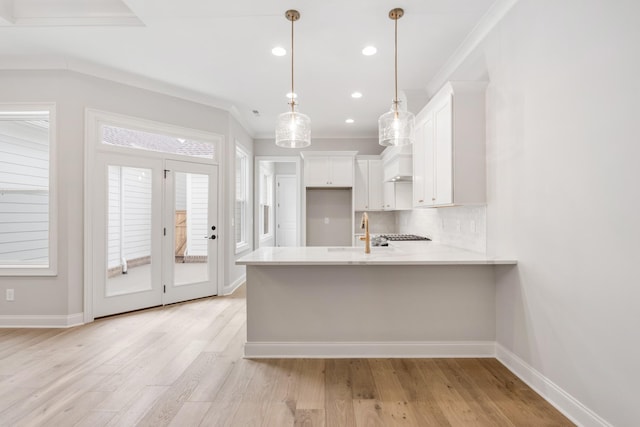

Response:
(290, 16), (295, 113)
(394, 15), (398, 111)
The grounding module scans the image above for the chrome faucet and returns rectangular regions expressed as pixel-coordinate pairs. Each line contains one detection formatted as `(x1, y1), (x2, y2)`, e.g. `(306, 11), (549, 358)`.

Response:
(359, 212), (371, 254)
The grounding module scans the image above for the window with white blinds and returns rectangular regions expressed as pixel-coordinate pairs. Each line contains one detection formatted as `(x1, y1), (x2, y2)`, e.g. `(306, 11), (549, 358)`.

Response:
(0, 107), (56, 275)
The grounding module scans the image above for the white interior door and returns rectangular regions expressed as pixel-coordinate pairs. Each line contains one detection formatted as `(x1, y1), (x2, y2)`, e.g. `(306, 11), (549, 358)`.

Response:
(93, 154), (163, 318)
(163, 160), (218, 304)
(276, 175), (297, 247)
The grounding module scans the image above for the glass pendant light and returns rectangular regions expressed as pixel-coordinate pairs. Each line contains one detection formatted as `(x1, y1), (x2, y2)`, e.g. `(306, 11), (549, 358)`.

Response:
(378, 8), (415, 146)
(275, 10), (311, 148)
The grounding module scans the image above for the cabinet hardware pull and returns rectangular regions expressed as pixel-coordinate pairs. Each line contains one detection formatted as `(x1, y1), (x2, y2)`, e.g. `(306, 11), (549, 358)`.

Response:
(418, 199), (424, 203)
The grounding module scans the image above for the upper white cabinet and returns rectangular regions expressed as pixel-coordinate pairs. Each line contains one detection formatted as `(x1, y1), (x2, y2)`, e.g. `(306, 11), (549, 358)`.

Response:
(383, 181), (412, 211)
(301, 151), (357, 187)
(413, 82), (487, 207)
(355, 157), (383, 211)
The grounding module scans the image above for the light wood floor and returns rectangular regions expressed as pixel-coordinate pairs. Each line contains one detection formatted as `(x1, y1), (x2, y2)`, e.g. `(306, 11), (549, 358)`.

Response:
(0, 285), (574, 427)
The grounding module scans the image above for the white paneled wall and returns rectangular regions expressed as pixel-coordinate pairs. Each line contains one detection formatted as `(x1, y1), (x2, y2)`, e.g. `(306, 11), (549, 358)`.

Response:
(186, 173), (208, 256)
(0, 121), (49, 264)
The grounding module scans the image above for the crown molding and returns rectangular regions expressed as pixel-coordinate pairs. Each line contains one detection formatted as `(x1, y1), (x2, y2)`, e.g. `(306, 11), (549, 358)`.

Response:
(0, 55), (256, 138)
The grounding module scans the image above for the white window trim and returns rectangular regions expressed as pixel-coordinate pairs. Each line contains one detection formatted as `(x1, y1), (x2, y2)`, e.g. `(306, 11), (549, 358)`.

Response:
(0, 103), (57, 276)
(235, 144), (250, 254)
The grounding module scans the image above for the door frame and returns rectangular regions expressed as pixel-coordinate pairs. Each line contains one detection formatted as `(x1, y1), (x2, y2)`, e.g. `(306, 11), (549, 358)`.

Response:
(84, 109), (224, 323)
(253, 156), (302, 248)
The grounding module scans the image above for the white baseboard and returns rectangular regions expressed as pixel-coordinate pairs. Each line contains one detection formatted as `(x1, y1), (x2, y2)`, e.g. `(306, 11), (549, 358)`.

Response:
(244, 341), (496, 358)
(0, 312), (84, 328)
(222, 275), (245, 296)
(496, 344), (612, 427)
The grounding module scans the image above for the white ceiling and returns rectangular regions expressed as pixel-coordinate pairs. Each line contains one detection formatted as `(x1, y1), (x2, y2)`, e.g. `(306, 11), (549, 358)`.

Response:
(0, 0), (499, 139)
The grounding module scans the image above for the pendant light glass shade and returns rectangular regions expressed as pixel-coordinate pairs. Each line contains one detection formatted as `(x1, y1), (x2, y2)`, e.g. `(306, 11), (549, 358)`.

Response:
(379, 8), (414, 146)
(379, 106), (415, 147)
(275, 9), (311, 148)
(276, 110), (311, 148)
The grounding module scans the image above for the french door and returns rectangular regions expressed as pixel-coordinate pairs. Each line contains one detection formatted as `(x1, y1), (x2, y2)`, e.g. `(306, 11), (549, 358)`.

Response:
(163, 160), (218, 304)
(92, 155), (218, 318)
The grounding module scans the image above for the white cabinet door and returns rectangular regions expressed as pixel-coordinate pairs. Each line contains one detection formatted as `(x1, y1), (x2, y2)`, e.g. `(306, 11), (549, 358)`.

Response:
(383, 182), (394, 210)
(433, 95), (453, 205)
(329, 156), (354, 187)
(354, 159), (368, 210)
(412, 118), (425, 207)
(414, 111), (435, 207)
(368, 159), (383, 210)
(304, 157), (330, 186)
(304, 156), (353, 187)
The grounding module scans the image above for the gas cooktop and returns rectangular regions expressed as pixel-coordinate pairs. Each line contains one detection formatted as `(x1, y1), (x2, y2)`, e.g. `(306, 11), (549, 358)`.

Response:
(378, 234), (431, 241)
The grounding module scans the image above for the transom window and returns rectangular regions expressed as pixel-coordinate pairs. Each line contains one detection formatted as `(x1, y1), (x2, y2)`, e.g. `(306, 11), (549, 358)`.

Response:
(101, 124), (215, 159)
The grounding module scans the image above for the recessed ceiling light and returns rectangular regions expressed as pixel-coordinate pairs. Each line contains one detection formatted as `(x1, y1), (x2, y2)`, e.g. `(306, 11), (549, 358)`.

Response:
(345, 119), (355, 124)
(272, 47), (286, 56)
(351, 92), (363, 99)
(362, 46), (377, 56)
(286, 92), (298, 99)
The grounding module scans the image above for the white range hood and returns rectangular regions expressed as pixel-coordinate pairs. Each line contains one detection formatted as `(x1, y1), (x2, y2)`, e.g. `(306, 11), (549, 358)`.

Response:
(381, 144), (413, 182)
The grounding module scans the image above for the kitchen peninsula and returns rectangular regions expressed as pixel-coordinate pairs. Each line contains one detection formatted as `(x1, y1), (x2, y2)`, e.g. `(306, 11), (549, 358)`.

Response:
(237, 243), (516, 358)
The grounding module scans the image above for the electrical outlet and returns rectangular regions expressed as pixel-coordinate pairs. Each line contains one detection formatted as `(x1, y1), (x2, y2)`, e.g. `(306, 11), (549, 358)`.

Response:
(470, 220), (477, 233)
(6, 289), (14, 301)
(324, 217), (330, 225)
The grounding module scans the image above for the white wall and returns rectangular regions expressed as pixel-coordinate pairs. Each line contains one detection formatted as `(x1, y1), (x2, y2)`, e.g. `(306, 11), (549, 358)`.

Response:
(0, 69), (245, 317)
(449, 1), (640, 425)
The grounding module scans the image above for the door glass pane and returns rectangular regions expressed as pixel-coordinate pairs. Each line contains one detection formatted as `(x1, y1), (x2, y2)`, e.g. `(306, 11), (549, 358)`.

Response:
(174, 172), (208, 286)
(106, 166), (153, 296)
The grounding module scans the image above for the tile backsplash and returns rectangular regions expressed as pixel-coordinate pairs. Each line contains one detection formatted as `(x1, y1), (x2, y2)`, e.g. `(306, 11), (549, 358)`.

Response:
(354, 211), (397, 234)
(397, 205), (487, 253)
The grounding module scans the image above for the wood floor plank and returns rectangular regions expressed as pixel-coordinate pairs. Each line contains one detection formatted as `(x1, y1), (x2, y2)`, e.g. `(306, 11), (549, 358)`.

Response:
(353, 399), (385, 427)
(104, 385), (169, 427)
(0, 285), (574, 427)
(434, 359), (515, 427)
(325, 359), (356, 427)
(368, 358), (409, 402)
(295, 359), (326, 410)
(261, 402), (296, 427)
(166, 401), (211, 427)
(414, 359), (484, 426)
(294, 408), (325, 427)
(73, 410), (118, 427)
(348, 359), (379, 400)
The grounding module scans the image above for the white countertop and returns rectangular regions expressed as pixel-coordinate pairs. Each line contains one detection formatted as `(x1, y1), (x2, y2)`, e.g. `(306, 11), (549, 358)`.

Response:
(236, 242), (517, 266)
